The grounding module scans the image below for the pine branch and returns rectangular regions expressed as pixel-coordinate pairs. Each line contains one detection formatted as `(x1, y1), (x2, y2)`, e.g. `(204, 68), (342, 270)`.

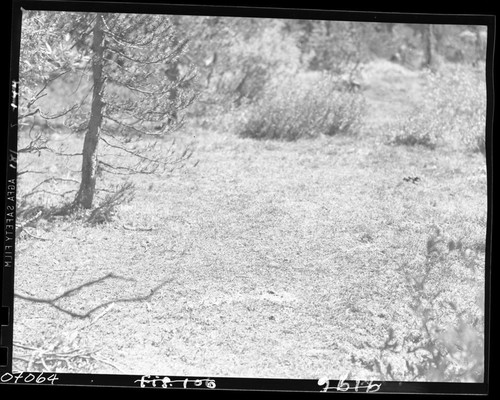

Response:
(18, 135), (49, 154)
(106, 67), (156, 89)
(23, 177), (79, 196)
(99, 135), (184, 167)
(105, 37), (188, 66)
(103, 115), (165, 137)
(24, 74), (58, 110)
(98, 159), (159, 175)
(102, 25), (158, 50)
(22, 188), (76, 201)
(101, 14), (170, 49)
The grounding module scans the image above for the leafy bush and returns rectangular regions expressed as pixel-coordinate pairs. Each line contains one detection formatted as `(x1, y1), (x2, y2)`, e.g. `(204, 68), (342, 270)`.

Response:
(388, 64), (486, 153)
(238, 72), (366, 141)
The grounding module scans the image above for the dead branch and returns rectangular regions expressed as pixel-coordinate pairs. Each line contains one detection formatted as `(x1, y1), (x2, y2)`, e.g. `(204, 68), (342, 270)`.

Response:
(14, 273), (170, 319)
(22, 189), (76, 201)
(100, 135), (190, 170)
(105, 38), (187, 66)
(17, 130), (49, 154)
(22, 177), (80, 200)
(25, 81), (51, 110)
(21, 228), (49, 241)
(38, 103), (79, 120)
(15, 209), (43, 237)
(19, 106), (46, 120)
(98, 159), (160, 175)
(122, 224), (154, 231)
(89, 355), (126, 373)
(17, 170), (46, 176)
(13, 340), (126, 373)
(45, 147), (83, 157)
(103, 115), (163, 137)
(101, 16), (166, 49)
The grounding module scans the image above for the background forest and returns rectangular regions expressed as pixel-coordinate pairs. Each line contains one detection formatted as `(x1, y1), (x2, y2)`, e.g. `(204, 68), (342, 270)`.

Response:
(13, 9), (488, 383)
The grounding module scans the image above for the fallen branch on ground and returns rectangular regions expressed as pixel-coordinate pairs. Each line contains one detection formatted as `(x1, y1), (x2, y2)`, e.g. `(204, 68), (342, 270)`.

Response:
(14, 272), (170, 319)
(13, 341), (126, 373)
(21, 228), (49, 241)
(122, 224), (154, 231)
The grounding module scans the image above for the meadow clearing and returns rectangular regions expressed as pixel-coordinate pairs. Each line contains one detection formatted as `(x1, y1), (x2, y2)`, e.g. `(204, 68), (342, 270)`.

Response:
(12, 59), (487, 382)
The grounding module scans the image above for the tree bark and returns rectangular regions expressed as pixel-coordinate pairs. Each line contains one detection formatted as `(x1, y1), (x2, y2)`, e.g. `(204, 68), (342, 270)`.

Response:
(74, 14), (105, 209)
(421, 24), (434, 68)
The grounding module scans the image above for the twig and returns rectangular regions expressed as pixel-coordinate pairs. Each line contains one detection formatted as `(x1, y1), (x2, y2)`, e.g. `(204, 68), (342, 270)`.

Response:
(17, 170), (46, 176)
(122, 224), (154, 231)
(12, 355), (31, 363)
(15, 210), (44, 237)
(15, 339), (123, 373)
(87, 304), (115, 327)
(21, 228), (49, 241)
(23, 177), (80, 197)
(28, 353), (36, 371)
(90, 356), (126, 373)
(13, 341), (40, 351)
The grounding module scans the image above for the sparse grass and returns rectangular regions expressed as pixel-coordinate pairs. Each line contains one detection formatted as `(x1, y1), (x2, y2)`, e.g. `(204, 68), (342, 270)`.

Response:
(14, 61), (487, 381)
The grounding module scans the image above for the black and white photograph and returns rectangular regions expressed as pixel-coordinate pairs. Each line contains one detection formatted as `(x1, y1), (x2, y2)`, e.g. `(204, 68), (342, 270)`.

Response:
(3, 1), (492, 394)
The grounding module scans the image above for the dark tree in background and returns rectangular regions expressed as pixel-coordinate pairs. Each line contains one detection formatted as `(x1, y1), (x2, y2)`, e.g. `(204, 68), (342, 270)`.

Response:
(419, 24), (434, 68)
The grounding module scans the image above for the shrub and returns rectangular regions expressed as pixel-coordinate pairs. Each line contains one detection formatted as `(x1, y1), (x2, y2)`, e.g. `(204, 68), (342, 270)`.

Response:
(388, 105), (443, 149)
(238, 72), (366, 141)
(388, 64), (486, 154)
(352, 226), (485, 382)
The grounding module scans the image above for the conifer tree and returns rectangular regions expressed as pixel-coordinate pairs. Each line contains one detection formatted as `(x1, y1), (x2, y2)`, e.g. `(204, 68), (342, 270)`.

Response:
(19, 11), (197, 211)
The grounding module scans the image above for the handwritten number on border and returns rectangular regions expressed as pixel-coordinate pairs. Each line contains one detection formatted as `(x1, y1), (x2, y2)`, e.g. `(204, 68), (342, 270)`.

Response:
(135, 375), (216, 389)
(1, 372), (59, 384)
(318, 377), (381, 393)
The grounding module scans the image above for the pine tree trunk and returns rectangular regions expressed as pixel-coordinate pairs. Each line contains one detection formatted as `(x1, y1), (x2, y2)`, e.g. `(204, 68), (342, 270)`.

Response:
(421, 24), (433, 68)
(74, 14), (105, 209)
